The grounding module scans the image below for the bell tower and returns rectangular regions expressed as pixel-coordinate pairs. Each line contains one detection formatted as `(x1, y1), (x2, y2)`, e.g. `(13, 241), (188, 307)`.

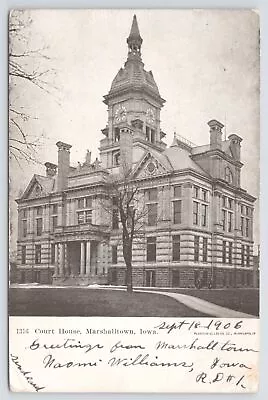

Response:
(100, 15), (166, 170)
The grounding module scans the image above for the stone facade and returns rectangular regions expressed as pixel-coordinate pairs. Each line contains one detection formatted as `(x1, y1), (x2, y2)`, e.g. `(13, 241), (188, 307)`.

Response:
(15, 15), (256, 288)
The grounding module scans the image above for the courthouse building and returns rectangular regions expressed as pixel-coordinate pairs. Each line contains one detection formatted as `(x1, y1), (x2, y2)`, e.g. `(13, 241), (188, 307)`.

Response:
(15, 16), (256, 288)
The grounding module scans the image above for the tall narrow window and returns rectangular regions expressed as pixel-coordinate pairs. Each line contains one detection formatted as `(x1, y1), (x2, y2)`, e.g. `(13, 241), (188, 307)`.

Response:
(193, 186), (199, 199)
(147, 237), (156, 262)
(52, 204), (58, 214)
(193, 201), (199, 225)
(241, 244), (245, 267)
(245, 218), (249, 237)
(174, 185), (182, 198)
(222, 210), (226, 231)
(203, 238), (208, 262)
(228, 198), (233, 209)
(52, 215), (58, 230)
(222, 241), (227, 264)
(228, 242), (233, 265)
(225, 167), (233, 184)
(36, 206), (42, 216)
(246, 245), (250, 267)
(78, 198), (84, 209)
(114, 151), (120, 166)
(202, 189), (208, 202)
(35, 244), (41, 264)
(112, 245), (118, 264)
(241, 216), (245, 236)
(51, 243), (55, 264)
(36, 218), (42, 236)
(148, 203), (157, 226)
(85, 197), (92, 208)
(172, 235), (180, 261)
(22, 219), (27, 237)
(151, 129), (155, 143)
(112, 209), (119, 229)
(114, 127), (120, 142)
(146, 126), (150, 141)
(194, 236), (199, 262)
(201, 204), (207, 227)
(228, 212), (233, 232)
(173, 200), (182, 224)
(147, 188), (158, 201)
(21, 245), (26, 264)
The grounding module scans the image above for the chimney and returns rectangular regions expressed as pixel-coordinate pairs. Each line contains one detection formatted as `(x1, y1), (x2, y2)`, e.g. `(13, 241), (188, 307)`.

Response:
(228, 134), (243, 161)
(44, 162), (57, 177)
(120, 126), (133, 174)
(208, 119), (224, 150)
(56, 141), (72, 190)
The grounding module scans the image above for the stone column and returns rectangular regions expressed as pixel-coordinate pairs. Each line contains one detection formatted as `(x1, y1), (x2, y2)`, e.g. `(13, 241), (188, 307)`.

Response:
(64, 243), (70, 276)
(54, 243), (59, 276)
(86, 241), (91, 275)
(59, 243), (65, 276)
(80, 242), (86, 275)
(95, 242), (100, 275)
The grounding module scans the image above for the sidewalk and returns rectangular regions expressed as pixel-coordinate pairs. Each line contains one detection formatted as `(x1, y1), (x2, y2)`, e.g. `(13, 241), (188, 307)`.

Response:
(10, 283), (256, 318)
(138, 289), (255, 318)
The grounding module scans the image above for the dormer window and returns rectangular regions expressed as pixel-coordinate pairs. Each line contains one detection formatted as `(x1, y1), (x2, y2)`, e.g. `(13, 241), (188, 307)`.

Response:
(225, 166), (233, 184)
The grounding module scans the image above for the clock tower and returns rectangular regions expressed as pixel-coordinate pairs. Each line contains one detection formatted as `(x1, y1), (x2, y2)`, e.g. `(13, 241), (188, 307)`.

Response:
(100, 15), (167, 169)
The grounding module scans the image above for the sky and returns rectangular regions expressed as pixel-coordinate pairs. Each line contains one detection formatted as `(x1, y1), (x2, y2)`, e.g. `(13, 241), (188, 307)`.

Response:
(9, 9), (260, 250)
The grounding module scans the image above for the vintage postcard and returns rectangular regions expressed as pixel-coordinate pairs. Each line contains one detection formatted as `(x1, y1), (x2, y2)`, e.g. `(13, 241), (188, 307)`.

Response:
(9, 9), (260, 393)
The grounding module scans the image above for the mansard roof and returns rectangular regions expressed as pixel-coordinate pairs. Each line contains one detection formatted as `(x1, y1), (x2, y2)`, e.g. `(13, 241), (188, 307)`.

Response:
(104, 62), (164, 104)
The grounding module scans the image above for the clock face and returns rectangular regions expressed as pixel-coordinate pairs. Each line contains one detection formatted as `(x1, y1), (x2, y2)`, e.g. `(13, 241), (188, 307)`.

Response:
(114, 105), (127, 123)
(146, 108), (155, 124)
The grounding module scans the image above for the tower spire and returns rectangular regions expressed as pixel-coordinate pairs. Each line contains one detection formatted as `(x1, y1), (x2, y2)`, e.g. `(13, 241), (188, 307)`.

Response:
(127, 15), (143, 58)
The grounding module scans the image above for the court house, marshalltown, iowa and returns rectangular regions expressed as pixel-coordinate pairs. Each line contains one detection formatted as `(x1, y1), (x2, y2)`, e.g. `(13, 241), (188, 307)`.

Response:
(15, 15), (256, 288)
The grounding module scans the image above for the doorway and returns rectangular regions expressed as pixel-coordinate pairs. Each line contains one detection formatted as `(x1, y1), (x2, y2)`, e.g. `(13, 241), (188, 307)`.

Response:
(145, 270), (156, 287)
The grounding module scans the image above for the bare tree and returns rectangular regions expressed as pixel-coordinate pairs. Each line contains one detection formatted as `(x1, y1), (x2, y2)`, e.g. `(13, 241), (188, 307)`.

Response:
(103, 166), (148, 293)
(9, 10), (58, 165)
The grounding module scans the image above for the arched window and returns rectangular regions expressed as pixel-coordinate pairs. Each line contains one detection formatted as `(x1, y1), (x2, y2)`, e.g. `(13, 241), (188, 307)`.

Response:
(225, 166), (233, 184)
(113, 151), (120, 166)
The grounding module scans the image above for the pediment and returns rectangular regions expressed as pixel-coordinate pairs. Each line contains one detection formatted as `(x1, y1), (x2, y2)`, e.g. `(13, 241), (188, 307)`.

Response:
(27, 181), (44, 199)
(20, 175), (54, 200)
(132, 151), (171, 179)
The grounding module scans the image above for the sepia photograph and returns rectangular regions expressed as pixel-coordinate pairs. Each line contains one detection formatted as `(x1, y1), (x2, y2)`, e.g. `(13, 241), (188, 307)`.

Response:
(9, 9), (260, 319)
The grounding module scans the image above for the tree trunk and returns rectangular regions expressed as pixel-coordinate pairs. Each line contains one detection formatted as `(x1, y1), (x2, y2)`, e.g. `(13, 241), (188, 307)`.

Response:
(126, 260), (133, 293)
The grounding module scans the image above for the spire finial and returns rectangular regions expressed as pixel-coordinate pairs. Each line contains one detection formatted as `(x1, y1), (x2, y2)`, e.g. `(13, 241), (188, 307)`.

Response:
(127, 15), (143, 58)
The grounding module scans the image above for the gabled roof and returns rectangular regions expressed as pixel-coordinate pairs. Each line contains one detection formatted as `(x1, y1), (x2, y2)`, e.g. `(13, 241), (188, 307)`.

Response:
(20, 174), (55, 200)
(132, 148), (173, 179)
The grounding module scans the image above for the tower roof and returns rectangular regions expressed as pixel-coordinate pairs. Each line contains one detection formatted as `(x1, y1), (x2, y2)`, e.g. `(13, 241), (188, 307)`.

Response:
(104, 15), (165, 105)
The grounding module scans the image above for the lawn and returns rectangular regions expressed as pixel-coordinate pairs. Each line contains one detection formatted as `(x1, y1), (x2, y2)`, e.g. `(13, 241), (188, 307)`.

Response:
(9, 287), (209, 317)
(141, 288), (259, 316)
